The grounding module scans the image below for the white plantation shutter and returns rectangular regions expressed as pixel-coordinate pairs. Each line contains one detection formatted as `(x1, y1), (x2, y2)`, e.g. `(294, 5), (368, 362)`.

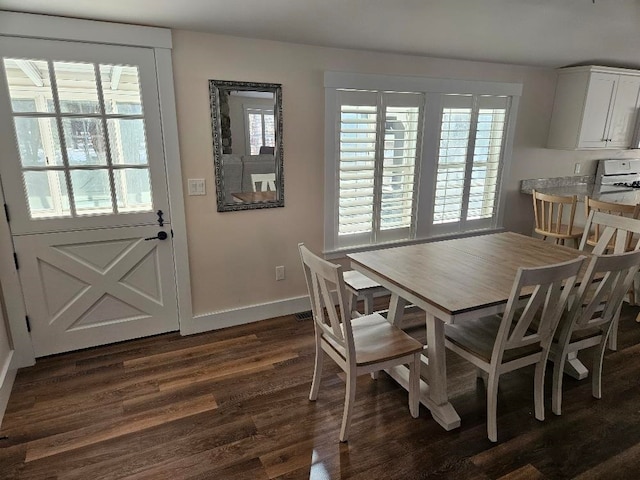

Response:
(433, 94), (508, 232)
(379, 95), (421, 238)
(337, 90), (377, 239)
(336, 90), (422, 247)
(468, 96), (508, 221)
(434, 95), (473, 225)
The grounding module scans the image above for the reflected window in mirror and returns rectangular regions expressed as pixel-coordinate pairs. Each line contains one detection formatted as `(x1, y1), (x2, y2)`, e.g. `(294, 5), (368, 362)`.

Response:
(209, 80), (283, 212)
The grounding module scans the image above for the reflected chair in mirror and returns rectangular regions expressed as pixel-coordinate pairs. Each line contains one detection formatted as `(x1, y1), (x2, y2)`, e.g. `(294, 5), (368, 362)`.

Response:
(298, 243), (423, 442)
(444, 256), (585, 442)
(550, 248), (640, 416)
(251, 173), (276, 192)
(583, 196), (640, 251)
(532, 190), (583, 246)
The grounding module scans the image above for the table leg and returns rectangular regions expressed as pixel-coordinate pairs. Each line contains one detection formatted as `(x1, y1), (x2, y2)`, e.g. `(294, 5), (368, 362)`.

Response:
(387, 294), (407, 327)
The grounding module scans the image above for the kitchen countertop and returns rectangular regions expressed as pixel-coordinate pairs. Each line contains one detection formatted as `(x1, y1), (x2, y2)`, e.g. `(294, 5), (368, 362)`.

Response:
(520, 176), (640, 205)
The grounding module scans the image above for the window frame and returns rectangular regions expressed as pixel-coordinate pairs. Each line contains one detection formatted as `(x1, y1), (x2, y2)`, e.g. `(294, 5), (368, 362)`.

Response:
(324, 71), (521, 254)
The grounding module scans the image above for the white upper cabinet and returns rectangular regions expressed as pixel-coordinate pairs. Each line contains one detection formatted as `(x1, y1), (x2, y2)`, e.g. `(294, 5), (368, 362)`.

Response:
(547, 66), (640, 150)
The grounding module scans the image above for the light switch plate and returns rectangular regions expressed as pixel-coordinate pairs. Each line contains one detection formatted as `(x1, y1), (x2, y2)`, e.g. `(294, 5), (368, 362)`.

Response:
(188, 178), (206, 196)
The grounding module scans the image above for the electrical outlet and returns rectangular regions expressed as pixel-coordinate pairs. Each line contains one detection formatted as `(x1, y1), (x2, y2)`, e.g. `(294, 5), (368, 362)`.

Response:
(275, 265), (285, 281)
(574, 163), (581, 174)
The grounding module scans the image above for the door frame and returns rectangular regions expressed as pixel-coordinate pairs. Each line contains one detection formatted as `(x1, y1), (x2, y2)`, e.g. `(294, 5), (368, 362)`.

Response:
(0, 12), (193, 368)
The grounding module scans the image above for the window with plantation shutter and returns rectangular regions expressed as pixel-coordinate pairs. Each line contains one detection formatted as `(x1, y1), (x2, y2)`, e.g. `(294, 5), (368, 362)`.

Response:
(336, 90), (423, 247)
(324, 72), (520, 253)
(433, 95), (508, 231)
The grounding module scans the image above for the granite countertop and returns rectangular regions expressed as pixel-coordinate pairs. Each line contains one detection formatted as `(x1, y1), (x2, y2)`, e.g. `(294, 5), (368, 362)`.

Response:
(520, 175), (640, 205)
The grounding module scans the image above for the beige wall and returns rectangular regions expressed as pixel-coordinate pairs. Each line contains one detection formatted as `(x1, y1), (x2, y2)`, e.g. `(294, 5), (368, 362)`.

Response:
(172, 30), (640, 317)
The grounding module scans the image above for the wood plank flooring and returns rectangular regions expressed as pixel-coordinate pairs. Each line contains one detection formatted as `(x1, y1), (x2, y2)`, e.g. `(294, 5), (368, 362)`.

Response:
(2, 300), (640, 479)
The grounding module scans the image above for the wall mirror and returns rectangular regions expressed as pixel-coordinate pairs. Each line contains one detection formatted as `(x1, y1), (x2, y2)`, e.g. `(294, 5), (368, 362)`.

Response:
(209, 79), (284, 212)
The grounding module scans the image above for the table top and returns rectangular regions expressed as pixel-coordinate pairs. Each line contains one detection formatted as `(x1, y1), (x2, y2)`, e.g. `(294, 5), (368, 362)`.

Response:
(348, 232), (586, 316)
(231, 191), (277, 203)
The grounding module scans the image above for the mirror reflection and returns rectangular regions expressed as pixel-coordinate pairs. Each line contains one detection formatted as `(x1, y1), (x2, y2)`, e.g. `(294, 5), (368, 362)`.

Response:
(209, 80), (283, 211)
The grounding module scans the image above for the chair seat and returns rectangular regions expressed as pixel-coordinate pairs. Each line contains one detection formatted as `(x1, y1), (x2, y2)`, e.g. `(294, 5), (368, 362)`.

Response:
(324, 313), (423, 366)
(445, 315), (542, 364)
(535, 226), (583, 239)
(342, 270), (384, 292)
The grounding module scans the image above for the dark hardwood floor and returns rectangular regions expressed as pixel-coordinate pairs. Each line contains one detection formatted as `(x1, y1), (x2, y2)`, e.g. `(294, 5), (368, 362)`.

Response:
(2, 299), (640, 479)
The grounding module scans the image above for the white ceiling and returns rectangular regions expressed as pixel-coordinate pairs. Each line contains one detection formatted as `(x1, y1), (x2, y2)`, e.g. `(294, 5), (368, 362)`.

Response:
(3, 0), (640, 68)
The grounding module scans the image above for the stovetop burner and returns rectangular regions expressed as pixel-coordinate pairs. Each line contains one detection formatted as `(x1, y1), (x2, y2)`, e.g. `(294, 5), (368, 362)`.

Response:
(613, 181), (640, 188)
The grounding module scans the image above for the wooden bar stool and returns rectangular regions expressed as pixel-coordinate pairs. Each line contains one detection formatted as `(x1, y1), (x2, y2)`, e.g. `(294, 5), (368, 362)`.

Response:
(343, 270), (387, 316)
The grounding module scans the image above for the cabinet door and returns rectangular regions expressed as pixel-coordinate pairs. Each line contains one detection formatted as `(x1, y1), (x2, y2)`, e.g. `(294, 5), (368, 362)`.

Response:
(607, 75), (640, 148)
(578, 73), (617, 149)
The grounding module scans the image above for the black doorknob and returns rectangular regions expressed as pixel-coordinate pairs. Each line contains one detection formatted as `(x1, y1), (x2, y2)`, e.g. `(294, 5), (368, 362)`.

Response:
(144, 231), (168, 241)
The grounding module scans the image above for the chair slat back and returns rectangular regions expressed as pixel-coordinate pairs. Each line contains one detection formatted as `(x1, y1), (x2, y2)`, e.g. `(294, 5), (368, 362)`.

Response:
(583, 197), (640, 250)
(569, 250), (640, 331)
(298, 244), (354, 354)
(532, 190), (577, 236)
(494, 256), (586, 361)
(580, 210), (640, 254)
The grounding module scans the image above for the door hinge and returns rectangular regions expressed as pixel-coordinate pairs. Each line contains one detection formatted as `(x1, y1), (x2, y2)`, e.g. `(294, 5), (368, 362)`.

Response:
(3, 204), (9, 223)
(171, 229), (174, 238)
(25, 315), (31, 333)
(13, 252), (19, 270)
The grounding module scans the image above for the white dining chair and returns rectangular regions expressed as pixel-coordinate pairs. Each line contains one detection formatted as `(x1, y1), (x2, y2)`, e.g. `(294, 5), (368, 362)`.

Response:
(578, 211), (640, 348)
(550, 249), (640, 415)
(444, 256), (586, 442)
(298, 243), (423, 442)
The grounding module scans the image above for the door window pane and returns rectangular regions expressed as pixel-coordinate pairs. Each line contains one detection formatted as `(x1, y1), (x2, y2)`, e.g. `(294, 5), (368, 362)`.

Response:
(53, 62), (101, 114)
(99, 65), (143, 115)
(62, 118), (108, 165)
(3, 55), (156, 221)
(107, 118), (148, 165)
(70, 169), (112, 215)
(23, 170), (70, 218)
(115, 168), (152, 212)
(3, 58), (55, 113)
(14, 117), (63, 167)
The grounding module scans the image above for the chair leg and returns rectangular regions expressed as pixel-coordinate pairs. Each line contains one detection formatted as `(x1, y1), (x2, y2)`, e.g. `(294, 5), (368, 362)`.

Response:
(348, 292), (359, 317)
(339, 370), (357, 442)
(363, 293), (374, 315)
(552, 351), (568, 416)
(607, 314), (619, 351)
(534, 360), (546, 421)
(309, 337), (324, 401)
(409, 352), (420, 418)
(486, 373), (500, 443)
(592, 337), (609, 400)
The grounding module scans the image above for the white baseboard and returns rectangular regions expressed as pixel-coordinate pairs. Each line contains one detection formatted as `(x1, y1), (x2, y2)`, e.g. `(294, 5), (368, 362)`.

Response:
(0, 351), (16, 429)
(181, 295), (312, 335)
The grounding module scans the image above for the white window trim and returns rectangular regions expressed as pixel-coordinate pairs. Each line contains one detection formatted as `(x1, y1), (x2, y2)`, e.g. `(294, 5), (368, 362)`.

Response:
(0, 12), (192, 369)
(324, 71), (521, 254)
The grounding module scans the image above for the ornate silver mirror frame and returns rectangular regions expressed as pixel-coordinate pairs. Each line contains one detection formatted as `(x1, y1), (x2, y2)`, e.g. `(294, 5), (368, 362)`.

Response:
(208, 79), (284, 212)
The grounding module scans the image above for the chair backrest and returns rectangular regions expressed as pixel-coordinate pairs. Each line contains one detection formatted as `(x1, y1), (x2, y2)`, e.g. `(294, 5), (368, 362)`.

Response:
(298, 243), (355, 357)
(583, 196), (640, 249)
(491, 256), (586, 364)
(567, 249), (640, 333)
(579, 210), (640, 254)
(251, 173), (276, 192)
(532, 190), (578, 236)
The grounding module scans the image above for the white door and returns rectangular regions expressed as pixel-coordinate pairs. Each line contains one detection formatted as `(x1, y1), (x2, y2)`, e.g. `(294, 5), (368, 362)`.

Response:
(0, 36), (179, 357)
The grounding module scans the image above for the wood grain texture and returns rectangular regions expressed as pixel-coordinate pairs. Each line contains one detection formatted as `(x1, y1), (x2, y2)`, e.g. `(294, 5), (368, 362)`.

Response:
(1, 299), (640, 479)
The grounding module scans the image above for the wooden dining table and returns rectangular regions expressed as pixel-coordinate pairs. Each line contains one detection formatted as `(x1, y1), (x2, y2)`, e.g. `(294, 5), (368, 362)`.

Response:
(348, 231), (587, 431)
